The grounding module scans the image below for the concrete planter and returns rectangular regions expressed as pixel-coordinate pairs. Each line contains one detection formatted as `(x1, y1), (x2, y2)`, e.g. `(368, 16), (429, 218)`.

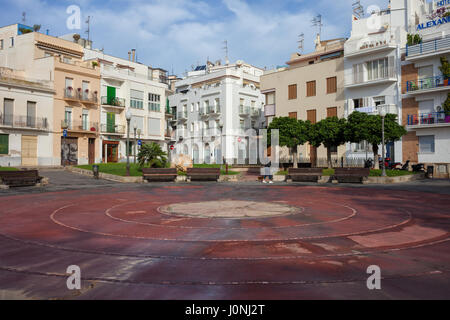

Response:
(365, 173), (426, 184)
(66, 167), (143, 183)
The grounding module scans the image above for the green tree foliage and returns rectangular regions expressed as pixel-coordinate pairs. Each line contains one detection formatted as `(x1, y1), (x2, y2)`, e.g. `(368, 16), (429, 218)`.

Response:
(443, 93), (450, 115)
(137, 143), (168, 168)
(346, 112), (407, 168)
(268, 117), (311, 168)
(407, 34), (422, 46)
(309, 117), (347, 168)
(439, 57), (450, 79)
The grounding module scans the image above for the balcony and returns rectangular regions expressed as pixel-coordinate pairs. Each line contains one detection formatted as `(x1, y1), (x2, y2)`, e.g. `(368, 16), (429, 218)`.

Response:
(265, 104), (276, 117)
(406, 75), (450, 95)
(101, 96), (126, 108)
(64, 88), (78, 101)
(207, 105), (221, 115)
(345, 36), (396, 59)
(407, 112), (450, 129)
(62, 120), (98, 133)
(100, 124), (126, 135)
(80, 92), (98, 105)
(251, 108), (261, 118)
(345, 67), (396, 88)
(149, 103), (161, 113)
(354, 104), (398, 116)
(239, 106), (250, 117)
(406, 36), (450, 61)
(203, 128), (222, 138)
(177, 111), (188, 121)
(0, 114), (49, 131)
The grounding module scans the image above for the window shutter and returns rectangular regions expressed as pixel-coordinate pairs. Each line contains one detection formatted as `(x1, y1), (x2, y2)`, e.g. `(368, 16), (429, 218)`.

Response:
(0, 134), (9, 154)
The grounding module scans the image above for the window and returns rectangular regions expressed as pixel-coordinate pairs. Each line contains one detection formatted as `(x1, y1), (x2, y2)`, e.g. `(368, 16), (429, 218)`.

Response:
(191, 103), (194, 112)
(327, 107), (338, 118)
(288, 84), (297, 100)
(265, 92), (275, 105)
(27, 101), (36, 127)
(131, 116), (144, 133)
(3, 99), (14, 125)
(366, 58), (390, 81)
(327, 77), (337, 94)
(353, 98), (364, 109)
(419, 135), (435, 153)
(148, 118), (161, 136)
(289, 112), (298, 119)
(307, 109), (317, 124)
(0, 134), (8, 154)
(330, 145), (338, 154)
(9, 37), (14, 48)
(0, 39), (3, 50)
(82, 81), (90, 100)
(130, 90), (144, 109)
(191, 122), (194, 132)
(196, 102), (200, 112)
(240, 98), (245, 107)
(148, 93), (161, 112)
(306, 81), (316, 97)
(64, 108), (72, 129)
(354, 141), (370, 152)
(240, 119), (245, 130)
(82, 110), (89, 131)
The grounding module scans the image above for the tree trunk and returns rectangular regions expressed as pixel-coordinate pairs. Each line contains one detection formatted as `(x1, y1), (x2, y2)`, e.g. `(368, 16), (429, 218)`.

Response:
(292, 146), (298, 169)
(373, 144), (379, 169)
(327, 147), (332, 169)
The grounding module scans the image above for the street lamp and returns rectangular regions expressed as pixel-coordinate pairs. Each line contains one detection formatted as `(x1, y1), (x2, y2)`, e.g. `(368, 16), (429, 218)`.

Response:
(379, 106), (387, 177)
(125, 110), (132, 176)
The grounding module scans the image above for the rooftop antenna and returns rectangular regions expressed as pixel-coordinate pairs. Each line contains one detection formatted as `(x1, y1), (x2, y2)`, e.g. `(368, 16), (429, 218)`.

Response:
(22, 12), (26, 24)
(352, 1), (364, 19)
(298, 33), (305, 53)
(223, 40), (229, 65)
(311, 14), (323, 38)
(85, 16), (91, 42)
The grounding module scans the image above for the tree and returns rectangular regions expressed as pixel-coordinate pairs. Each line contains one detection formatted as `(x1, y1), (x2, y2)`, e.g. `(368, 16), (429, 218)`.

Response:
(439, 56), (450, 79)
(407, 34), (422, 46)
(268, 117), (311, 168)
(443, 93), (450, 116)
(309, 117), (347, 168)
(137, 143), (168, 168)
(346, 112), (407, 169)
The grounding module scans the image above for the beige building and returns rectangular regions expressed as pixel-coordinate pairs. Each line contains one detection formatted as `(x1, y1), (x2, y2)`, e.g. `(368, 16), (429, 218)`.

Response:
(261, 35), (346, 166)
(0, 24), (101, 165)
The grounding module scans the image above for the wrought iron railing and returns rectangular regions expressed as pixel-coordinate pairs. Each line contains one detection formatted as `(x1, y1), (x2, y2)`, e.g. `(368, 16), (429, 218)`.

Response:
(101, 96), (126, 108)
(407, 112), (450, 126)
(406, 75), (450, 92)
(62, 120), (98, 132)
(0, 114), (48, 130)
(100, 124), (126, 134)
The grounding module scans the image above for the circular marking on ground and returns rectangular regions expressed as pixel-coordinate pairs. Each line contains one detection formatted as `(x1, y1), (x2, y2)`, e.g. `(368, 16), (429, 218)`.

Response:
(158, 200), (304, 219)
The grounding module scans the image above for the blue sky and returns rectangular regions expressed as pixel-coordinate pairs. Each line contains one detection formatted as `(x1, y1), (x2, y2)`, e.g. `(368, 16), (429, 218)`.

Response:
(0, 0), (388, 75)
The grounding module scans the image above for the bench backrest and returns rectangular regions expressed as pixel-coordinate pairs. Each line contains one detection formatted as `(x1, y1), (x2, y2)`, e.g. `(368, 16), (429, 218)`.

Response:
(334, 168), (370, 176)
(288, 168), (323, 175)
(0, 170), (39, 179)
(142, 168), (177, 175)
(187, 168), (221, 175)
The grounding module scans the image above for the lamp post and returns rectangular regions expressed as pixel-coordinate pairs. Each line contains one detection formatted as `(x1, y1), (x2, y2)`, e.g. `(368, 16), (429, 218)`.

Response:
(380, 106), (387, 177)
(125, 110), (132, 176)
(133, 124), (137, 164)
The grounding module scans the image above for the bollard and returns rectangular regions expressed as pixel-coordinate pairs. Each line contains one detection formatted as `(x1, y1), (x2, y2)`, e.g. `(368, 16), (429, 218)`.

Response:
(92, 165), (100, 180)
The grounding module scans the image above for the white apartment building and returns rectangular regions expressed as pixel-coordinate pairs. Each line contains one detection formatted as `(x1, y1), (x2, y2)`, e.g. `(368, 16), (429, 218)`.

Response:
(169, 61), (265, 164)
(401, 0), (450, 178)
(83, 48), (170, 163)
(0, 67), (54, 167)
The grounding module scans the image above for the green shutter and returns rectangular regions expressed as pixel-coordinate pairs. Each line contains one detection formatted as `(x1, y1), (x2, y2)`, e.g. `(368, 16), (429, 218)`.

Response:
(107, 86), (116, 105)
(0, 134), (9, 155)
(106, 113), (115, 133)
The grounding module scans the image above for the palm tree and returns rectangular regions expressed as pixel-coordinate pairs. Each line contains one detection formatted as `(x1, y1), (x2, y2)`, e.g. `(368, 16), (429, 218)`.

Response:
(137, 143), (168, 168)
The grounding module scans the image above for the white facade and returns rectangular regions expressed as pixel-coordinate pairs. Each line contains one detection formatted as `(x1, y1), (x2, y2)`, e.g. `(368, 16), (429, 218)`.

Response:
(0, 68), (55, 167)
(402, 0), (450, 172)
(83, 49), (169, 163)
(169, 61), (265, 164)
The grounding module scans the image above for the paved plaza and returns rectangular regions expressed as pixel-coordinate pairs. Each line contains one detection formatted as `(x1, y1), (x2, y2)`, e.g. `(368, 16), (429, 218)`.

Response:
(0, 170), (449, 300)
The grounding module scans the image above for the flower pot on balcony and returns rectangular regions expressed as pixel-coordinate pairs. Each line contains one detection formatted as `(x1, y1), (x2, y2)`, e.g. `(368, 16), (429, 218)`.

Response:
(444, 79), (449, 86)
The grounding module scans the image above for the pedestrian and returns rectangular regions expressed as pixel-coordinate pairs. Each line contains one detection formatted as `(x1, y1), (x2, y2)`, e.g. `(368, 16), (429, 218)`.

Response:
(263, 161), (274, 184)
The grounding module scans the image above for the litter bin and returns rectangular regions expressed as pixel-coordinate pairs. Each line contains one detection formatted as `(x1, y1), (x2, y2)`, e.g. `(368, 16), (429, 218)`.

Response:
(92, 165), (100, 180)
(427, 166), (434, 179)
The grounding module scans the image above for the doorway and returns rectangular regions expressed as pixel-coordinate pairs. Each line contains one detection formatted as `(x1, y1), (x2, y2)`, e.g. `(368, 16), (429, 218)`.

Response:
(88, 138), (96, 164)
(61, 137), (78, 166)
(21, 135), (38, 166)
(102, 141), (119, 163)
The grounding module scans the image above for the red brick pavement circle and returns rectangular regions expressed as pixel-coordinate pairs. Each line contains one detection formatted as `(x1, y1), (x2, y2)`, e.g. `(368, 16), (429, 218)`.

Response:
(0, 185), (449, 299)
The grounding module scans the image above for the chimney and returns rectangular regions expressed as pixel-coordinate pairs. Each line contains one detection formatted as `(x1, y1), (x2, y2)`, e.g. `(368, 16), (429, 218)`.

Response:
(132, 49), (136, 62)
(128, 51), (131, 61)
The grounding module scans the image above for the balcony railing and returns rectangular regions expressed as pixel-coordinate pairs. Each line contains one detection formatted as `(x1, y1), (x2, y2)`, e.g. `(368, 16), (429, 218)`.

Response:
(346, 67), (396, 86)
(100, 124), (126, 134)
(101, 96), (126, 108)
(240, 106), (250, 116)
(407, 112), (450, 127)
(406, 36), (450, 57)
(203, 128), (222, 137)
(207, 105), (221, 114)
(80, 92), (98, 104)
(251, 107), (261, 117)
(177, 111), (188, 119)
(0, 114), (48, 130)
(62, 120), (98, 132)
(199, 108), (208, 116)
(406, 75), (450, 92)
(149, 103), (161, 112)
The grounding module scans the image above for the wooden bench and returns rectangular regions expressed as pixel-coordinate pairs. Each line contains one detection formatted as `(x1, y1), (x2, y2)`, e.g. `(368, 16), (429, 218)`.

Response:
(334, 168), (370, 184)
(187, 168), (220, 182)
(288, 168), (323, 182)
(0, 170), (43, 187)
(142, 168), (178, 182)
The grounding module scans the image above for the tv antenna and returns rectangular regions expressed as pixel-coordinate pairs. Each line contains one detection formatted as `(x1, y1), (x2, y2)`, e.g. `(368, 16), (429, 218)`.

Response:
(223, 40), (229, 65)
(352, 1), (364, 19)
(311, 14), (323, 37)
(85, 16), (91, 42)
(22, 12), (26, 23)
(298, 33), (305, 53)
